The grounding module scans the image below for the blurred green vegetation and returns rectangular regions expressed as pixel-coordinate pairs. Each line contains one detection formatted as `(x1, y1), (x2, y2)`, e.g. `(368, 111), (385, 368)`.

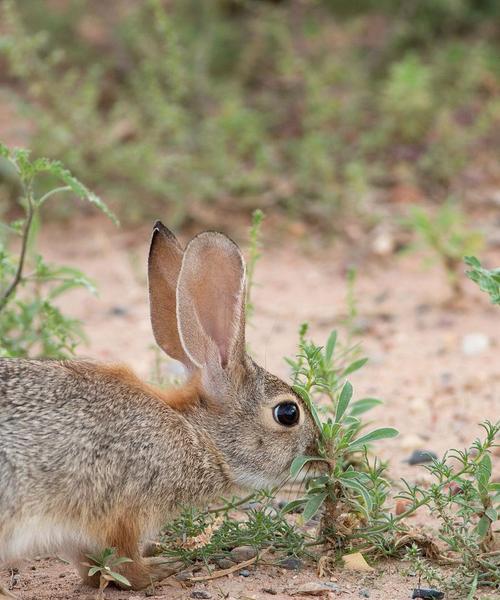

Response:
(0, 0), (499, 227)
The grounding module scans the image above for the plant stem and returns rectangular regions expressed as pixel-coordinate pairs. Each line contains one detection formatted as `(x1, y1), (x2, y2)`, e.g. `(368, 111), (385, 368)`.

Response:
(0, 186), (35, 311)
(37, 185), (72, 206)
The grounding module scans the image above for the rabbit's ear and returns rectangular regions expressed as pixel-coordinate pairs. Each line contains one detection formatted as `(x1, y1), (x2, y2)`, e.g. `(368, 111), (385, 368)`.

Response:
(148, 222), (194, 369)
(176, 232), (246, 376)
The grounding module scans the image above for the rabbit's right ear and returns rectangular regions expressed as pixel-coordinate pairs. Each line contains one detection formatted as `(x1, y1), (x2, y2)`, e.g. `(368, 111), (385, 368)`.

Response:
(148, 222), (194, 369)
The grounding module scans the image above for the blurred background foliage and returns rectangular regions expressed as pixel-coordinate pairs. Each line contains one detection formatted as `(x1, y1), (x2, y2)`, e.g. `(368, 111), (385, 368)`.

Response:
(0, 0), (499, 229)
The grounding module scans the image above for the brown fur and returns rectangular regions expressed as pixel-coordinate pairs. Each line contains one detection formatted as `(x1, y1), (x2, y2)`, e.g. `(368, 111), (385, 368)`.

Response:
(87, 363), (200, 412)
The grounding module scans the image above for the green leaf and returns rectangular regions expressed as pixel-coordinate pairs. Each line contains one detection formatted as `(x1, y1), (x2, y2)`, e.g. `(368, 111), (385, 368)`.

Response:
(325, 330), (337, 362)
(476, 454), (492, 497)
(302, 492), (327, 521)
(290, 455), (324, 479)
(347, 427), (399, 451)
(485, 507), (497, 522)
(475, 515), (491, 540)
(88, 566), (101, 577)
(281, 499), (306, 514)
(108, 571), (131, 587)
(335, 381), (353, 423)
(342, 358), (368, 377)
(349, 398), (382, 417)
(338, 473), (373, 515)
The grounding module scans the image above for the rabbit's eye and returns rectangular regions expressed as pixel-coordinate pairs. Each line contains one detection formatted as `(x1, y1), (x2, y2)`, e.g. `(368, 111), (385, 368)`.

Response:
(273, 402), (300, 427)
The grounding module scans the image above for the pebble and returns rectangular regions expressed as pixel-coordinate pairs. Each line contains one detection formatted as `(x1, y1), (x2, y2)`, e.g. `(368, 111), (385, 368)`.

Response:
(262, 588), (278, 595)
(405, 449), (438, 465)
(359, 589), (370, 598)
(395, 499), (412, 516)
(239, 569), (251, 577)
(230, 545), (257, 562)
(279, 556), (303, 570)
(461, 333), (490, 356)
(109, 305), (128, 316)
(191, 591), (212, 599)
(217, 558), (235, 569)
(411, 589), (444, 599)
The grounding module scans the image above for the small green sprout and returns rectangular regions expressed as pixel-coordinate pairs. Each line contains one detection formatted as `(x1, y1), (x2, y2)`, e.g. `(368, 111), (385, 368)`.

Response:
(83, 548), (133, 599)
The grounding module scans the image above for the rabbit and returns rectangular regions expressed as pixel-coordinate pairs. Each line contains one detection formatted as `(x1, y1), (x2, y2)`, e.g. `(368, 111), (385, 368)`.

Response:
(0, 223), (319, 597)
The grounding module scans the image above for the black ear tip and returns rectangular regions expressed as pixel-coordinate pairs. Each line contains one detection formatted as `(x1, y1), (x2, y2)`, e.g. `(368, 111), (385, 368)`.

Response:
(152, 221), (178, 240)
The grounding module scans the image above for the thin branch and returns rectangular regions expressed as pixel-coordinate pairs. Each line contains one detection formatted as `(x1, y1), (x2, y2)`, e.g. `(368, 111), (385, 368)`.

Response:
(37, 185), (72, 207)
(0, 189), (35, 312)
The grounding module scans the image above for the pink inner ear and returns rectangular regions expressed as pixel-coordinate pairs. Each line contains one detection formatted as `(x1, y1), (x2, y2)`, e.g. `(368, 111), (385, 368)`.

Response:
(187, 247), (243, 367)
(177, 233), (245, 370)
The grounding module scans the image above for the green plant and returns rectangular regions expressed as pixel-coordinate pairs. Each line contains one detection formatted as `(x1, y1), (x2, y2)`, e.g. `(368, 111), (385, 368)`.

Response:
(405, 203), (483, 297)
(0, 142), (116, 357)
(399, 421), (500, 596)
(83, 548), (133, 599)
(4, 0), (499, 227)
(465, 256), (500, 305)
(284, 326), (397, 533)
(245, 208), (265, 321)
(158, 489), (308, 569)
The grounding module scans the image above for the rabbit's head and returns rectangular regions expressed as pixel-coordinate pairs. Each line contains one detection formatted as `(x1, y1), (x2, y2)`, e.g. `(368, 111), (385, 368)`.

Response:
(149, 223), (319, 489)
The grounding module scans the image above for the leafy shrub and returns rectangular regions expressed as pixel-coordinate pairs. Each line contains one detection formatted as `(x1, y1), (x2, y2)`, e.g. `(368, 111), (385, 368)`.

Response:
(405, 203), (483, 296)
(1, 0), (499, 226)
(0, 142), (115, 358)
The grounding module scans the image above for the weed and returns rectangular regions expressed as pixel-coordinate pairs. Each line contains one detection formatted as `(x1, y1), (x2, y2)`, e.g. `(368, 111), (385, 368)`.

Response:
(465, 256), (500, 305)
(0, 142), (116, 357)
(2, 2), (499, 225)
(399, 421), (500, 596)
(83, 548), (132, 599)
(284, 326), (397, 534)
(245, 208), (265, 322)
(405, 203), (483, 297)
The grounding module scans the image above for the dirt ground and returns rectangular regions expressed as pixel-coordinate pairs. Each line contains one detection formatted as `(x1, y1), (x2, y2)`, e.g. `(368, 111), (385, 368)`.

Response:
(2, 216), (500, 600)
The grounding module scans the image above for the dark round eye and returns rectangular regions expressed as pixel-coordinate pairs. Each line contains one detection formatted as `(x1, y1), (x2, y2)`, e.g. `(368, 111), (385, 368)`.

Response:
(273, 402), (300, 427)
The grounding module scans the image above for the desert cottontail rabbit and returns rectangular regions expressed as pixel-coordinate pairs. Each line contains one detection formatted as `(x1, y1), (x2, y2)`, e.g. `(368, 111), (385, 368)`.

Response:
(0, 223), (318, 596)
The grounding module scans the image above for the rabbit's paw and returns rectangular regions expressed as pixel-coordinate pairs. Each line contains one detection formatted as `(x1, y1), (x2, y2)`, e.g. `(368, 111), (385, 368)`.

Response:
(143, 556), (184, 582)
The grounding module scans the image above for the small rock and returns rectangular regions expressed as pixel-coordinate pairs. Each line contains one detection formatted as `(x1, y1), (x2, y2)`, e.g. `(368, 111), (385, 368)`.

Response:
(405, 450), (438, 465)
(279, 556), (303, 570)
(412, 588), (444, 599)
(290, 582), (338, 596)
(230, 545), (257, 562)
(262, 588), (278, 595)
(239, 569), (251, 577)
(191, 591), (212, 599)
(109, 305), (128, 317)
(461, 333), (490, 356)
(217, 558), (235, 569)
(395, 499), (412, 516)
(359, 589), (370, 598)
(59, 572), (66, 578)
(342, 552), (374, 572)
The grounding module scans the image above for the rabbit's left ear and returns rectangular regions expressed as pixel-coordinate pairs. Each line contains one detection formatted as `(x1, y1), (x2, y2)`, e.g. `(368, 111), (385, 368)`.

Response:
(148, 221), (194, 370)
(176, 232), (246, 381)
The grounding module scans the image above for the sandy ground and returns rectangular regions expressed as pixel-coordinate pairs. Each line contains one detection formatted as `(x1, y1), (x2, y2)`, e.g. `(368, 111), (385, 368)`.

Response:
(2, 216), (499, 600)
